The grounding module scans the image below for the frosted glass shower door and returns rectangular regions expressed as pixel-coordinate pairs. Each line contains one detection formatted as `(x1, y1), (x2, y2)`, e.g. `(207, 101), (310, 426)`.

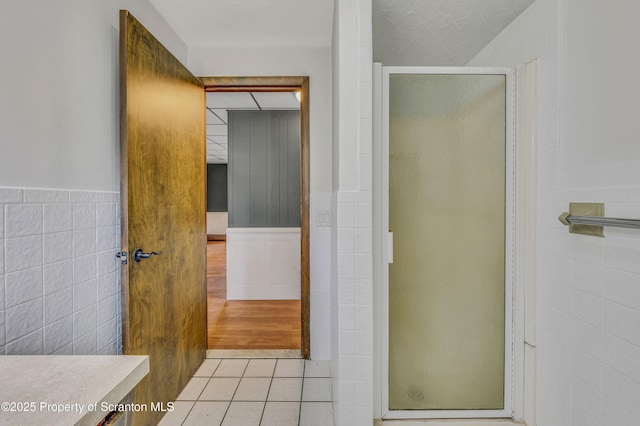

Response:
(383, 68), (513, 418)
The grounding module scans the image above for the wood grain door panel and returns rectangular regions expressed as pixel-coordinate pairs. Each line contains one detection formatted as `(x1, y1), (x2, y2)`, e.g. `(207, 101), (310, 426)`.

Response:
(120, 10), (206, 425)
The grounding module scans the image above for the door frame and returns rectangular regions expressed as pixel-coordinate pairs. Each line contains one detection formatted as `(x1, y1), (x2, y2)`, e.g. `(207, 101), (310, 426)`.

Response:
(199, 76), (311, 359)
(376, 66), (518, 419)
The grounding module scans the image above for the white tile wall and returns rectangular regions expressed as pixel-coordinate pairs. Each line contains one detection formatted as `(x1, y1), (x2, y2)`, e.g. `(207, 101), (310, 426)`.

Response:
(469, 0), (640, 424)
(332, 0), (374, 424)
(0, 186), (121, 355)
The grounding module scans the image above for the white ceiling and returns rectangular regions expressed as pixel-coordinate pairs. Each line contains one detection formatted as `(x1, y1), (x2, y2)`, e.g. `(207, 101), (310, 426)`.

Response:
(206, 92), (300, 164)
(149, 0), (334, 47)
(373, 0), (535, 66)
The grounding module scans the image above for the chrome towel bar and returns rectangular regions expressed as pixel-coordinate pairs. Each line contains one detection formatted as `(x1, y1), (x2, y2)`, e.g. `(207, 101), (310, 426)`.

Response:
(558, 212), (640, 230)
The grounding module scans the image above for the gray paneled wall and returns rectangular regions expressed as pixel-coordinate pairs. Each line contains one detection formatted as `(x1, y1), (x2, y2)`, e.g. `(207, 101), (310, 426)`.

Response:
(228, 110), (300, 227)
(207, 164), (228, 212)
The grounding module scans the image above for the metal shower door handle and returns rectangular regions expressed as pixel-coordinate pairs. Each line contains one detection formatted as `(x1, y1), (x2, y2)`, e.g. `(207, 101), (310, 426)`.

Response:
(133, 248), (163, 262)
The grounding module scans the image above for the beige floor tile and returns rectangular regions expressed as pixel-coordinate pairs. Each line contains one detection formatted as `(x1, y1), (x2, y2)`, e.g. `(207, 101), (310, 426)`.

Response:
(267, 377), (303, 402)
(199, 377), (241, 401)
(274, 359), (305, 377)
(244, 359), (277, 377)
(157, 401), (194, 426)
(176, 377), (209, 401)
(214, 359), (249, 377)
(304, 360), (331, 377)
(182, 401), (229, 426)
(233, 377), (272, 401)
(260, 401), (300, 426)
(221, 401), (265, 426)
(299, 402), (334, 426)
(302, 378), (332, 401)
(194, 359), (222, 377)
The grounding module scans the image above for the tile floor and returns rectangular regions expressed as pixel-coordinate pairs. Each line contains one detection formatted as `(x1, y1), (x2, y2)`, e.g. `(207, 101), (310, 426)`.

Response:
(159, 359), (334, 426)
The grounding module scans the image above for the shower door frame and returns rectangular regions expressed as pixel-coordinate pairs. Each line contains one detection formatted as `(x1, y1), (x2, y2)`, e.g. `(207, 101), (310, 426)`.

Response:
(378, 66), (517, 420)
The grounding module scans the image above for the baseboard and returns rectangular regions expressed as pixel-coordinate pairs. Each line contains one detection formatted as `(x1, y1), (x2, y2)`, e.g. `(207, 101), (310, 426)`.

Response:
(206, 349), (302, 359)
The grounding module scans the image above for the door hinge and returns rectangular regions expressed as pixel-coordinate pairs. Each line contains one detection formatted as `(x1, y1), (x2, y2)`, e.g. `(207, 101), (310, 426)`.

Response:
(116, 251), (128, 265)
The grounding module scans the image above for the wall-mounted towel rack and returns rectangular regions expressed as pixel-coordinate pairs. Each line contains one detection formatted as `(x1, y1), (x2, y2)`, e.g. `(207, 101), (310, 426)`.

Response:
(559, 202), (640, 237)
(559, 213), (640, 230)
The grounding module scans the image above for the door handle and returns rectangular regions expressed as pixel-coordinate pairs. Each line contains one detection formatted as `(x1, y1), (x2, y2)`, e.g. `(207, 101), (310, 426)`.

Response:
(133, 248), (163, 262)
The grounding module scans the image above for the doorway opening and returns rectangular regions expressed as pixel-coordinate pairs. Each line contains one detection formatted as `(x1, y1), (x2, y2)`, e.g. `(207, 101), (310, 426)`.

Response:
(200, 77), (310, 359)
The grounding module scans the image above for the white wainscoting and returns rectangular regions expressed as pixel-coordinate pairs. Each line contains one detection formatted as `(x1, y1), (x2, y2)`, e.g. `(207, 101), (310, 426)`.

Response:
(206, 212), (228, 235)
(226, 227), (301, 300)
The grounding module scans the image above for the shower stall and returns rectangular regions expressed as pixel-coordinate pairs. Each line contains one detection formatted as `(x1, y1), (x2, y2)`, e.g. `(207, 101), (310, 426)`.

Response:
(373, 65), (525, 421)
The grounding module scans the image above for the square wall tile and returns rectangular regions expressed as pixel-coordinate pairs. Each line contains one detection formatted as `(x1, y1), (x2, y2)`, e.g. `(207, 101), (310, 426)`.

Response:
(73, 254), (96, 284)
(73, 229), (96, 256)
(74, 279), (97, 312)
(73, 330), (97, 355)
(5, 267), (42, 308)
(23, 189), (69, 204)
(0, 188), (22, 203)
(43, 260), (73, 294)
(0, 242), (4, 275)
(43, 232), (73, 264)
(97, 317), (118, 350)
(44, 316), (73, 354)
(5, 235), (43, 273)
(5, 298), (43, 342)
(73, 305), (97, 338)
(44, 204), (72, 233)
(96, 204), (116, 227)
(5, 204), (42, 237)
(6, 329), (43, 355)
(73, 204), (96, 230)
(0, 311), (5, 347)
(44, 288), (73, 324)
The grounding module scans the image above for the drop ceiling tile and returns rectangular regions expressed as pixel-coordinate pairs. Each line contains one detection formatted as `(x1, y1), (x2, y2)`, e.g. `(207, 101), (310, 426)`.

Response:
(207, 124), (228, 136)
(206, 92), (258, 109)
(212, 109), (228, 123)
(206, 108), (225, 125)
(251, 92), (300, 110)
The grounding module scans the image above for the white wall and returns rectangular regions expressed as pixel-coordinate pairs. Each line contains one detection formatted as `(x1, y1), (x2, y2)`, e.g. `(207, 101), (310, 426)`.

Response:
(0, 0), (187, 191)
(331, 0), (374, 424)
(0, 1), (186, 357)
(189, 46), (333, 360)
(469, 1), (640, 424)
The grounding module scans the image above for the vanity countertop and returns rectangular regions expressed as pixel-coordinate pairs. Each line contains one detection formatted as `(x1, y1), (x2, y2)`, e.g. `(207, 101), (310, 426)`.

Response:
(0, 355), (149, 426)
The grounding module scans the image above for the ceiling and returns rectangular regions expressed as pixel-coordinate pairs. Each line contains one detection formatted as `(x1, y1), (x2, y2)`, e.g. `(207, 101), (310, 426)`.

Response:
(206, 92), (300, 164)
(149, 0), (334, 47)
(150, 0), (534, 64)
(373, 0), (535, 65)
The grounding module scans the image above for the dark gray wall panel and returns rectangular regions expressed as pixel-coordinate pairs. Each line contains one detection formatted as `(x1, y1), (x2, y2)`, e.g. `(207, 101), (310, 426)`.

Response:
(206, 164), (228, 212)
(228, 110), (301, 227)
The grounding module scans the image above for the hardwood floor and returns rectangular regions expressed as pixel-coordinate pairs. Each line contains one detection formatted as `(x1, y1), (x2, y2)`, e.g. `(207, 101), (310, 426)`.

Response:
(207, 241), (301, 349)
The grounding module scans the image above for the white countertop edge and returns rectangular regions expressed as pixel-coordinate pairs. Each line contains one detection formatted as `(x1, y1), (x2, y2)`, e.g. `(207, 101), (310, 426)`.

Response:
(79, 356), (150, 426)
(0, 355), (150, 426)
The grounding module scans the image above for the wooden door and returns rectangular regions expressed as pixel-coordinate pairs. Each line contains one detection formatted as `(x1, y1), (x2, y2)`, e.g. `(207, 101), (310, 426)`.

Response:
(119, 11), (206, 425)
